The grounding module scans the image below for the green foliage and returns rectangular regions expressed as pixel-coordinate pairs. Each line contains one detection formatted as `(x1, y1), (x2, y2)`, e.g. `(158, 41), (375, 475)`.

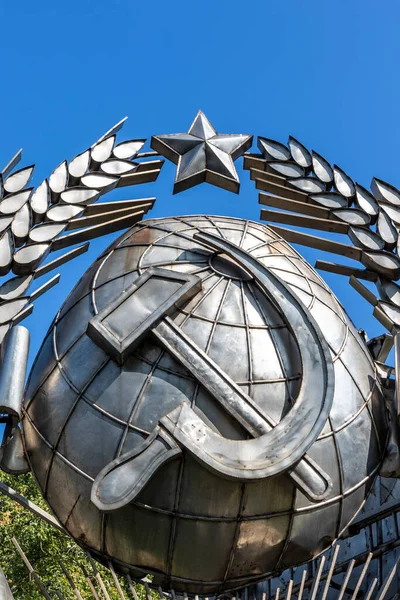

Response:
(0, 472), (150, 600)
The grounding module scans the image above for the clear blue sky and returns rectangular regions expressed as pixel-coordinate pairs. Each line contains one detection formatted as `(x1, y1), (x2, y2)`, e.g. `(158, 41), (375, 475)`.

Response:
(1, 0), (399, 366)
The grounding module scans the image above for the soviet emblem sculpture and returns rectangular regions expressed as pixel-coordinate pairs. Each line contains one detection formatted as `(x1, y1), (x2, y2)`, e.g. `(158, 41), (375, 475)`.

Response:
(1, 110), (400, 597)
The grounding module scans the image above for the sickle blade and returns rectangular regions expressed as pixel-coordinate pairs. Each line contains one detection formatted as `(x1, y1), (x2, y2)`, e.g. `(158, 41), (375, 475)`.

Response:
(193, 230), (335, 459)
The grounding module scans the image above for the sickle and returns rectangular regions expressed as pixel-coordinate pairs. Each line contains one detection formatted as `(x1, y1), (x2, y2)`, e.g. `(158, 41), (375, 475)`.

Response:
(90, 233), (335, 511)
(179, 230), (335, 476)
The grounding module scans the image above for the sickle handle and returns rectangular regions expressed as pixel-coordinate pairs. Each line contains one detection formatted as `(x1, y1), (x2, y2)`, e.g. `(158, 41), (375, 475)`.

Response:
(91, 427), (181, 512)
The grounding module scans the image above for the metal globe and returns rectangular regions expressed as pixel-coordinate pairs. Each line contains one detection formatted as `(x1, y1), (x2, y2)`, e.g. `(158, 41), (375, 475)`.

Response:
(22, 216), (387, 595)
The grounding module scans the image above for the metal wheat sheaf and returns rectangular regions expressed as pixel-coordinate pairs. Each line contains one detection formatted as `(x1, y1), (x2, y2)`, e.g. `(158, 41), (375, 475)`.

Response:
(0, 111), (399, 598)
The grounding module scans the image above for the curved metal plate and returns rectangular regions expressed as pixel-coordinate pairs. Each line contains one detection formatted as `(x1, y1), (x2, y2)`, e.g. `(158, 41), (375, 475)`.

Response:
(333, 165), (355, 197)
(377, 278), (400, 306)
(30, 179), (50, 220)
(377, 210), (398, 248)
(310, 192), (348, 209)
(355, 183), (379, 218)
(267, 161), (304, 179)
(68, 149), (90, 179)
(91, 135), (115, 164)
(12, 243), (50, 275)
(4, 165), (34, 194)
(113, 139), (146, 160)
(312, 151), (333, 184)
(29, 223), (66, 243)
(0, 189), (32, 215)
(46, 204), (84, 222)
(371, 177), (400, 206)
(101, 159), (138, 176)
(332, 208), (370, 226)
(380, 202), (400, 226)
(60, 187), (100, 205)
(0, 230), (13, 276)
(378, 301), (400, 327)
(0, 274), (33, 301)
(80, 173), (118, 192)
(0, 299), (29, 325)
(288, 136), (311, 168)
(288, 177), (325, 194)
(348, 227), (384, 251)
(49, 160), (68, 195)
(361, 250), (400, 280)
(11, 203), (31, 245)
(257, 137), (291, 161)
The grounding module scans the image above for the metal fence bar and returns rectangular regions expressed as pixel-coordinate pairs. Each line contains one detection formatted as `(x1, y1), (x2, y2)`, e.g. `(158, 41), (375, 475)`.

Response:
(86, 554), (112, 600)
(364, 578), (378, 600)
(309, 556), (325, 600)
(126, 575), (139, 600)
(108, 561), (126, 600)
(337, 559), (355, 600)
(0, 566), (15, 600)
(291, 531), (400, 597)
(320, 544), (340, 600)
(11, 537), (53, 600)
(350, 552), (373, 600)
(0, 481), (65, 533)
(297, 570), (307, 600)
(59, 560), (84, 600)
(80, 565), (101, 600)
(144, 582), (152, 600)
(376, 557), (400, 600)
(284, 580), (293, 600)
(159, 586), (166, 600)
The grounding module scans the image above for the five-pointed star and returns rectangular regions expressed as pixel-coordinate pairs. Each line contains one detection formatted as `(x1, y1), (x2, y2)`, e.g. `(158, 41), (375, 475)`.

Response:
(151, 111), (253, 194)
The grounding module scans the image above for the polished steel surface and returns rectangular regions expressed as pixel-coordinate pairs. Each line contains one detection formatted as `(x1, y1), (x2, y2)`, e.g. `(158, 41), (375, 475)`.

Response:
(0, 326), (30, 474)
(0, 566), (15, 600)
(22, 215), (387, 594)
(87, 268), (202, 365)
(151, 111), (252, 194)
(0, 326), (29, 419)
(0, 424), (28, 475)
